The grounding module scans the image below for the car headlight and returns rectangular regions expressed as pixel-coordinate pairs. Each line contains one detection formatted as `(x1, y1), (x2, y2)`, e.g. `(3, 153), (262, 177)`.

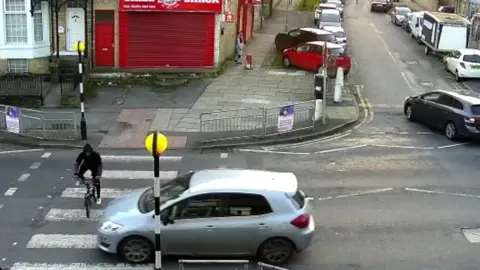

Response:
(100, 221), (123, 233)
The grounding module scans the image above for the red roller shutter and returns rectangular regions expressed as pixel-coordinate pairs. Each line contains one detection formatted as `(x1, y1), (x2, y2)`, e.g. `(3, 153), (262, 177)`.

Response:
(119, 12), (215, 68)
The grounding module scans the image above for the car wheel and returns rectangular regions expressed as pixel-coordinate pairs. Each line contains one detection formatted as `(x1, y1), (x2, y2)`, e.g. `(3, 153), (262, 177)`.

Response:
(118, 236), (153, 264)
(258, 237), (295, 265)
(405, 105), (414, 121)
(455, 70), (462, 82)
(444, 62), (449, 73)
(445, 122), (458, 140)
(282, 56), (291, 68)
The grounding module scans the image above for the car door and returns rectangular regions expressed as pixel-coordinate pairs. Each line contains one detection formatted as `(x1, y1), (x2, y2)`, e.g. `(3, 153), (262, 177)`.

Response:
(220, 192), (276, 254)
(416, 92), (441, 124)
(312, 45), (325, 71)
(447, 50), (461, 71)
(291, 44), (314, 70)
(161, 193), (227, 255)
(435, 94), (464, 129)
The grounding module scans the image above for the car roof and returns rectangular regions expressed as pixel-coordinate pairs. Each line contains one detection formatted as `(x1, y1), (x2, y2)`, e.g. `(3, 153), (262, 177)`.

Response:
(433, 90), (480, 105)
(427, 11), (470, 24)
(322, 26), (345, 33)
(306, 41), (342, 48)
(457, 48), (480, 55)
(395, 6), (411, 10)
(319, 3), (337, 7)
(321, 9), (340, 14)
(300, 27), (333, 35)
(188, 169), (299, 195)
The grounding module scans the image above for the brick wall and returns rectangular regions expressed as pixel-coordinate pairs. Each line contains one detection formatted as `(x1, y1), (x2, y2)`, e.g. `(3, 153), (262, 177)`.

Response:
(0, 60), (7, 74)
(0, 58), (49, 75)
(413, 0), (438, 10)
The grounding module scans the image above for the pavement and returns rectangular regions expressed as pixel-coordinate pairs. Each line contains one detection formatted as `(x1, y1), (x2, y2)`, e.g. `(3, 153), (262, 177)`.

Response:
(0, 0), (359, 150)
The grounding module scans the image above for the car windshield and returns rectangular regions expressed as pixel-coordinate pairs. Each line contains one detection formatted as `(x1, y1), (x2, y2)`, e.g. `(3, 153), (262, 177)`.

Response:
(397, 8), (411, 15)
(326, 1), (342, 7)
(374, 0), (387, 3)
(329, 47), (346, 56)
(333, 31), (346, 38)
(138, 172), (193, 213)
(320, 13), (341, 23)
(463, 54), (480, 63)
(317, 33), (336, 42)
(472, 105), (480, 115)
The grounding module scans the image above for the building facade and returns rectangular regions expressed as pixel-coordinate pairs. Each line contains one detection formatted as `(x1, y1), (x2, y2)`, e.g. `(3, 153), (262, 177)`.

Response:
(0, 0), (51, 74)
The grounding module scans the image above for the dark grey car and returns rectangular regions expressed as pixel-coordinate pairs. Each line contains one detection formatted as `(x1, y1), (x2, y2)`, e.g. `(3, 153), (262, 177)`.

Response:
(404, 90), (480, 140)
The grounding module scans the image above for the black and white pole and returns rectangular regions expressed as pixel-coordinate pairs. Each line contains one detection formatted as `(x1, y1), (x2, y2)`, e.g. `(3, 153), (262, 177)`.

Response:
(322, 43), (327, 125)
(76, 41), (87, 140)
(152, 132), (162, 270)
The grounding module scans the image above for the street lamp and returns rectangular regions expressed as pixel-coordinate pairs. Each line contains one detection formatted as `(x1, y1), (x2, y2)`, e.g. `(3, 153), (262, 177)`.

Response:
(145, 132), (168, 270)
(74, 41), (87, 140)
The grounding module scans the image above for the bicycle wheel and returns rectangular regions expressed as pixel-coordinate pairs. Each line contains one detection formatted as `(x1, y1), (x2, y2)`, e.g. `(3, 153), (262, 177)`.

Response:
(84, 195), (92, 218)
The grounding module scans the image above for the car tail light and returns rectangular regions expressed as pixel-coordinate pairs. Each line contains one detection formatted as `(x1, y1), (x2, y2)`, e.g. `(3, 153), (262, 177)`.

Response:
(460, 62), (466, 69)
(464, 117), (480, 124)
(290, 214), (310, 229)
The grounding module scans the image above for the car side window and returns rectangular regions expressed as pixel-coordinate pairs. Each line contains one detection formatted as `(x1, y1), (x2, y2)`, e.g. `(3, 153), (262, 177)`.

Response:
(438, 95), (464, 110)
(170, 193), (226, 220)
(288, 29), (301, 37)
(296, 45), (311, 52)
(315, 45), (323, 54)
(451, 50), (461, 58)
(226, 193), (273, 216)
(422, 92), (441, 102)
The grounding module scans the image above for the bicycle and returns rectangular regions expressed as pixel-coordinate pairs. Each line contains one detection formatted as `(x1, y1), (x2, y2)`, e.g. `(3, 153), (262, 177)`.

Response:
(75, 175), (97, 218)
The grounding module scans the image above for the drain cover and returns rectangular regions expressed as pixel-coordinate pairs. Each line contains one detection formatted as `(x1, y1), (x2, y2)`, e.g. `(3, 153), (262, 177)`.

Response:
(420, 81), (433, 87)
(405, 60), (417, 65)
(461, 228), (480, 243)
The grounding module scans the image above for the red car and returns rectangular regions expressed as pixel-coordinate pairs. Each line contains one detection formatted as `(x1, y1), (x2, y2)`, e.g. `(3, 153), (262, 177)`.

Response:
(282, 41), (351, 74)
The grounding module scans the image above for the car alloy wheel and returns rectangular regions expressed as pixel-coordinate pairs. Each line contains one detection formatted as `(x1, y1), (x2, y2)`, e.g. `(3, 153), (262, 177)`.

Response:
(119, 236), (153, 264)
(282, 57), (291, 68)
(259, 238), (294, 265)
(445, 122), (457, 140)
(405, 105), (413, 121)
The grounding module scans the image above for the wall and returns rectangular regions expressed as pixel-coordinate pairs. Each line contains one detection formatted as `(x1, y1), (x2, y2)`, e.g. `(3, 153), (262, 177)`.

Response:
(0, 58), (50, 75)
(253, 6), (262, 31)
(219, 0), (239, 65)
(413, 0), (439, 10)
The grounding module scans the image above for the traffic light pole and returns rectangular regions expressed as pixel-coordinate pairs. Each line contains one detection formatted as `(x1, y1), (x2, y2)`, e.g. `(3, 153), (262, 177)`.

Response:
(152, 132), (161, 270)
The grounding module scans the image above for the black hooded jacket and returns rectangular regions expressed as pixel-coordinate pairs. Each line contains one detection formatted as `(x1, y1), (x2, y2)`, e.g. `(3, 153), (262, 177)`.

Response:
(75, 144), (103, 172)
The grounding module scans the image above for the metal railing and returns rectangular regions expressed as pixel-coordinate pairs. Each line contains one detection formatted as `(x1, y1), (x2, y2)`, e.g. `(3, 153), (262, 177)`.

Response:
(178, 259), (250, 270)
(0, 104), (78, 140)
(0, 73), (50, 106)
(200, 100), (316, 143)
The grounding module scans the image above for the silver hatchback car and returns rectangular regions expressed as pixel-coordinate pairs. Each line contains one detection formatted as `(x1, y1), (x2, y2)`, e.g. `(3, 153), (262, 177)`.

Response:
(97, 169), (315, 265)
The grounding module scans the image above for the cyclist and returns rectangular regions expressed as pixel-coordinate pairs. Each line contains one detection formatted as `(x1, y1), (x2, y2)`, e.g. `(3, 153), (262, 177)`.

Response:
(74, 143), (103, 205)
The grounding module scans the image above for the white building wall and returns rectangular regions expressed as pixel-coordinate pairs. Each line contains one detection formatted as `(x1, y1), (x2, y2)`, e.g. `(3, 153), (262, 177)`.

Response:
(214, 13), (221, 67)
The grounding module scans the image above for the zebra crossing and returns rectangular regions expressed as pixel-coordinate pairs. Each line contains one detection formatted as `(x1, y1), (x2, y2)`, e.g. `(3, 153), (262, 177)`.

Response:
(9, 153), (188, 270)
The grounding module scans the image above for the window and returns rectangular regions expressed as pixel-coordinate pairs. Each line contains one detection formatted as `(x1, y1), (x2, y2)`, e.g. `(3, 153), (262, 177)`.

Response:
(288, 29), (301, 37)
(471, 105), (480, 115)
(333, 31), (346, 38)
(422, 92), (441, 102)
(172, 194), (225, 220)
(33, 4), (43, 43)
(7, 59), (28, 73)
(396, 7), (411, 15)
(226, 193), (273, 216)
(320, 13), (341, 23)
(438, 95), (464, 110)
(329, 47), (346, 56)
(290, 190), (306, 209)
(296, 45), (311, 52)
(463, 54), (480, 63)
(5, 0), (28, 44)
(317, 33), (336, 43)
(66, 0), (86, 8)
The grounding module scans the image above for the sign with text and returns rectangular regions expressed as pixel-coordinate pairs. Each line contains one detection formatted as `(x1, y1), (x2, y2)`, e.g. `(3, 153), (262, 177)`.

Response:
(119, 0), (222, 12)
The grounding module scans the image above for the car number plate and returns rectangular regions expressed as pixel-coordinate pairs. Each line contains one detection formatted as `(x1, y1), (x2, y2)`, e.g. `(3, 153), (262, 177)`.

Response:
(375, 4), (382, 6)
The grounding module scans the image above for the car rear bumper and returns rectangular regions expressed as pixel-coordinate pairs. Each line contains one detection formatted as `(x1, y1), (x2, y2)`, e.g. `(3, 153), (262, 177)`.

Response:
(371, 5), (388, 11)
(458, 69), (480, 78)
(294, 217), (316, 252)
(461, 125), (480, 138)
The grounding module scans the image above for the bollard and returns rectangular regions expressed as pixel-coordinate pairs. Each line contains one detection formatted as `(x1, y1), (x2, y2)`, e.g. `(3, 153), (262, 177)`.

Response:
(314, 99), (323, 121)
(333, 67), (344, 103)
(245, 54), (253, 69)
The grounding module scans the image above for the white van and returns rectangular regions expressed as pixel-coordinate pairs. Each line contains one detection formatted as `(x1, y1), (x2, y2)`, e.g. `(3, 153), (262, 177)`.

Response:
(409, 11), (424, 43)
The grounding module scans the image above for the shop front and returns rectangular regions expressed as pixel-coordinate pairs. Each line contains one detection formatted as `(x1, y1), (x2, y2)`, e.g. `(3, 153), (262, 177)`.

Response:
(237, 0), (254, 42)
(118, 0), (222, 69)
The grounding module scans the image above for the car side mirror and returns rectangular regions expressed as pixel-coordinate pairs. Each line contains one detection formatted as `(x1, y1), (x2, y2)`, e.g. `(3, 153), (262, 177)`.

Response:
(157, 214), (175, 225)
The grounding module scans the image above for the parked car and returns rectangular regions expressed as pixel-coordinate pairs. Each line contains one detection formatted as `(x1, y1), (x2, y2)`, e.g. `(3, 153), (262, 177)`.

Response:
(409, 11), (424, 43)
(275, 28), (336, 52)
(322, 26), (347, 49)
(404, 90), (480, 140)
(444, 49), (480, 82)
(402, 12), (414, 32)
(97, 169), (315, 265)
(318, 9), (342, 28)
(324, 0), (344, 17)
(370, 0), (392, 13)
(438, 6), (455, 13)
(282, 41), (351, 74)
(390, 6), (412, 25)
(314, 3), (337, 24)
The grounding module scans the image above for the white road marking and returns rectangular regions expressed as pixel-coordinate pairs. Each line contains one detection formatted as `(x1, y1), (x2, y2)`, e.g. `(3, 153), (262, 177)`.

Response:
(45, 208), (103, 221)
(4, 187), (17, 196)
(314, 144), (367, 154)
(241, 98), (270, 104)
(220, 153), (228, 158)
(41, 152), (51, 158)
(417, 131), (434, 135)
(26, 234), (97, 249)
(61, 188), (139, 199)
(100, 170), (177, 180)
(101, 155), (182, 162)
(261, 132), (352, 150)
(0, 149), (44, 155)
(318, 188), (393, 201)
(236, 149), (310, 155)
(370, 144), (434, 150)
(17, 173), (30, 182)
(11, 263), (153, 270)
(436, 143), (470, 149)
(352, 85), (369, 130)
(401, 72), (414, 89)
(267, 70), (287, 75)
(461, 228), (480, 243)
(0, 204), (3, 209)
(405, 188), (480, 199)
(29, 162), (41, 169)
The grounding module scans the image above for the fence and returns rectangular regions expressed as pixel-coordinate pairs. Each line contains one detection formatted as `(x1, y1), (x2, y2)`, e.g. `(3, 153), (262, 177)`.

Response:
(0, 104), (78, 140)
(0, 73), (50, 106)
(199, 100), (316, 143)
(60, 72), (80, 94)
(177, 259), (289, 270)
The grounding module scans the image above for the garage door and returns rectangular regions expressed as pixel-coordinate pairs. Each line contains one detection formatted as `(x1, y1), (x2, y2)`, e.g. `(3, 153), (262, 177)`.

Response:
(119, 12), (215, 68)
